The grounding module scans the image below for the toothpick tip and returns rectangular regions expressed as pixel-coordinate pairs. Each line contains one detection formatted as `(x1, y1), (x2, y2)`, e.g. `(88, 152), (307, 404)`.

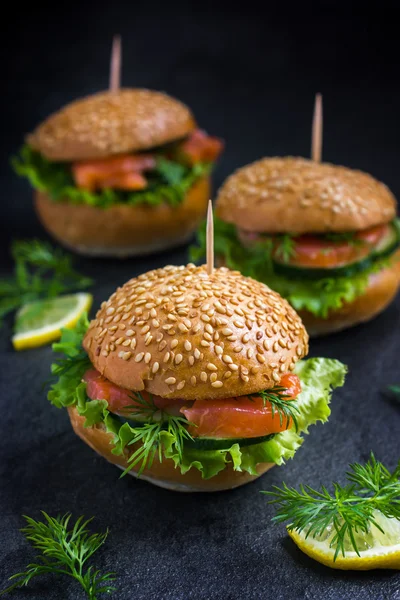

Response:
(206, 200), (214, 275)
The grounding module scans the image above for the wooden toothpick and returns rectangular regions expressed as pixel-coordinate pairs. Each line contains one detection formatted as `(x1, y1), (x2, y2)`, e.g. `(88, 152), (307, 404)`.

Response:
(206, 200), (214, 275)
(109, 35), (122, 92)
(311, 93), (323, 162)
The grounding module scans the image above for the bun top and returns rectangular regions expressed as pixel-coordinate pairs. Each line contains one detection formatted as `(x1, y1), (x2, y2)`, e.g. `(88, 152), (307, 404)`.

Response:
(83, 264), (308, 400)
(27, 89), (196, 161)
(216, 157), (397, 233)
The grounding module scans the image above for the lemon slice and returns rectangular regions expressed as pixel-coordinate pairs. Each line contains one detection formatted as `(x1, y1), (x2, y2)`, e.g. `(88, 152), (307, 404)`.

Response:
(12, 293), (92, 350)
(288, 510), (400, 570)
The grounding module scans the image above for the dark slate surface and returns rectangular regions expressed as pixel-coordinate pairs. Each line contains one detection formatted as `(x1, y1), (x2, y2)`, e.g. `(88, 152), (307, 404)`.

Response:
(1, 2), (400, 599)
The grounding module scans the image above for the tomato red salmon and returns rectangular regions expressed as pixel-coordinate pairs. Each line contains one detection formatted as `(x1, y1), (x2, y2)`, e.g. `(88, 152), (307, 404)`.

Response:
(71, 129), (223, 192)
(179, 129), (224, 165)
(72, 155), (155, 191)
(83, 369), (301, 439)
(238, 224), (389, 269)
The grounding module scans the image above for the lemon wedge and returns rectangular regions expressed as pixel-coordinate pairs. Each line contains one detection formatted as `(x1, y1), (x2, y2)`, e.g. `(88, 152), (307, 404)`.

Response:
(288, 510), (400, 570)
(12, 293), (92, 350)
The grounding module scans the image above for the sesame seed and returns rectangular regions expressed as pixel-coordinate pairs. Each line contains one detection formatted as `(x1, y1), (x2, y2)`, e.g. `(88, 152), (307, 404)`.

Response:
(171, 339), (179, 349)
(141, 325), (150, 334)
(200, 372), (208, 382)
(201, 340), (210, 347)
(159, 340), (167, 351)
(178, 323), (188, 333)
(163, 352), (171, 363)
(188, 356), (195, 366)
(175, 354), (183, 365)
(190, 376), (197, 386)
(184, 341), (192, 351)
(152, 362), (159, 373)
(256, 354), (266, 363)
(242, 333), (250, 343)
(122, 339), (131, 347)
(165, 377), (176, 385)
(272, 372), (280, 382)
(177, 381), (185, 391)
(211, 381), (223, 388)
(144, 353), (151, 364)
(222, 328), (233, 336)
(222, 355), (233, 364)
(130, 339), (137, 350)
(210, 373), (217, 383)
(207, 363), (218, 371)
(228, 364), (239, 371)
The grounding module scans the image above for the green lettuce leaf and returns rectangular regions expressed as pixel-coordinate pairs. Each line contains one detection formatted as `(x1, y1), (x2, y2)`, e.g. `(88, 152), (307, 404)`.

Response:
(48, 313), (91, 409)
(190, 216), (396, 318)
(48, 318), (347, 479)
(13, 145), (211, 209)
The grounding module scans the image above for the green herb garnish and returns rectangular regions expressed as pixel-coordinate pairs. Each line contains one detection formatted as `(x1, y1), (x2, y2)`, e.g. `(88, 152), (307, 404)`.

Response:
(0, 240), (92, 327)
(274, 234), (297, 263)
(264, 453), (400, 560)
(0, 512), (115, 599)
(254, 387), (300, 431)
(13, 145), (211, 209)
(118, 392), (194, 476)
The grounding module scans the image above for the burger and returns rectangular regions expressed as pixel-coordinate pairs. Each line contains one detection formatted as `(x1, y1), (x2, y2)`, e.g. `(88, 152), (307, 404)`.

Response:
(13, 89), (223, 257)
(192, 158), (400, 336)
(48, 263), (346, 492)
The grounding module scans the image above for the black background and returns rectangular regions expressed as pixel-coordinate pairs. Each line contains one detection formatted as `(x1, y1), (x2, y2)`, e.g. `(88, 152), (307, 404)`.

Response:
(1, 2), (400, 599)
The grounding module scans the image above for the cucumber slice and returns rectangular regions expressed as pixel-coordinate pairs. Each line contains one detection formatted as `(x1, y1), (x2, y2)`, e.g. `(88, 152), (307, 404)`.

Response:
(184, 433), (276, 451)
(112, 413), (276, 451)
(273, 221), (400, 281)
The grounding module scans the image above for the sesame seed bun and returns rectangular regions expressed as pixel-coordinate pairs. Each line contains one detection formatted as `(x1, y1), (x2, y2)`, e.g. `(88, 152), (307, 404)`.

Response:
(216, 157), (396, 233)
(68, 406), (274, 492)
(83, 265), (308, 400)
(34, 176), (210, 257)
(299, 249), (400, 336)
(27, 89), (196, 161)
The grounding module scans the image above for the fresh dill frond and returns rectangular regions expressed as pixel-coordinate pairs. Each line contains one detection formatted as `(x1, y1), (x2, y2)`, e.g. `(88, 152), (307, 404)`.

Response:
(0, 239), (92, 326)
(274, 235), (297, 263)
(263, 453), (400, 560)
(0, 512), (116, 599)
(119, 393), (194, 477)
(253, 387), (300, 431)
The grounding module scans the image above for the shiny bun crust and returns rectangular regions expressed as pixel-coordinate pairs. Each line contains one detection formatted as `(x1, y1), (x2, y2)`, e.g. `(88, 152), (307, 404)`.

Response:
(69, 407), (274, 492)
(300, 249), (400, 336)
(34, 176), (210, 258)
(216, 157), (396, 234)
(83, 265), (308, 400)
(27, 89), (196, 161)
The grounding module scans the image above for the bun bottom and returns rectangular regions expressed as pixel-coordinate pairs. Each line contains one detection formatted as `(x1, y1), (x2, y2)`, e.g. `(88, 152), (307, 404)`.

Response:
(35, 176), (210, 258)
(299, 251), (400, 336)
(68, 407), (274, 492)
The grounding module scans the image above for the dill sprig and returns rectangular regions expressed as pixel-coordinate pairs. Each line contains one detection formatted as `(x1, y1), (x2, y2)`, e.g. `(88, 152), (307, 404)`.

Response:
(274, 234), (297, 263)
(0, 512), (116, 599)
(264, 453), (400, 560)
(0, 239), (92, 326)
(120, 392), (194, 476)
(253, 387), (300, 431)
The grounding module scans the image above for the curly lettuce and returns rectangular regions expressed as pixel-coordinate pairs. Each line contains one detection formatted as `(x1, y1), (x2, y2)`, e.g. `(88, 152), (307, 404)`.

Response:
(48, 317), (346, 479)
(13, 145), (211, 209)
(190, 217), (397, 318)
